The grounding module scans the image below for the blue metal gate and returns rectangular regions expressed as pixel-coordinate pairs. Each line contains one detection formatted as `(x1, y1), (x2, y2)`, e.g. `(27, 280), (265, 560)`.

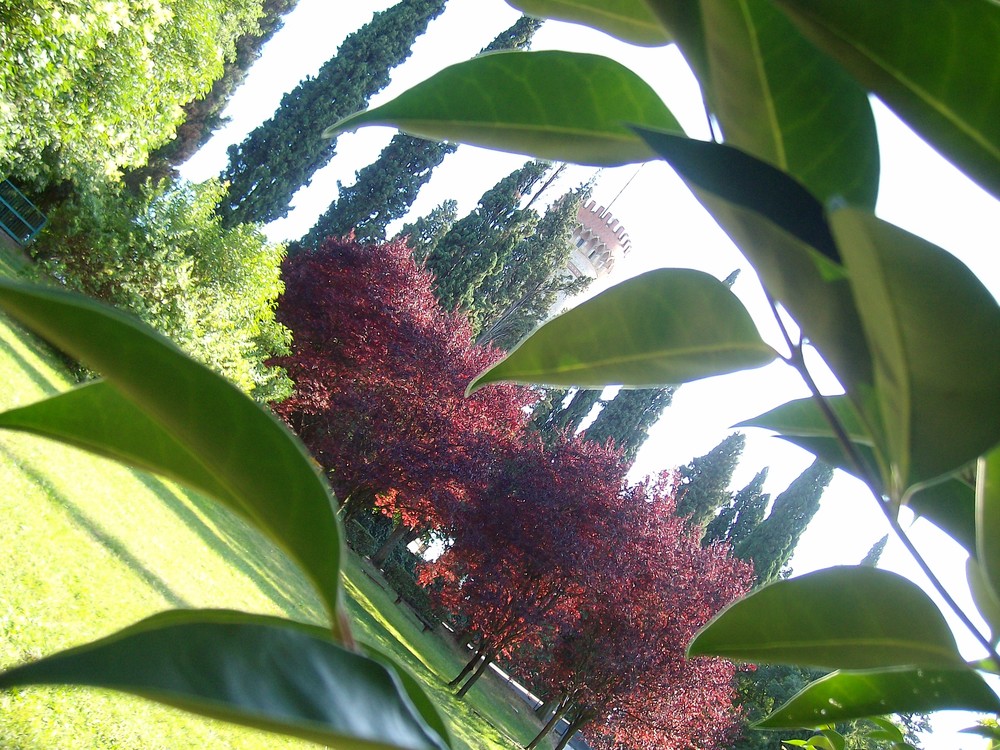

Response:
(0, 179), (46, 246)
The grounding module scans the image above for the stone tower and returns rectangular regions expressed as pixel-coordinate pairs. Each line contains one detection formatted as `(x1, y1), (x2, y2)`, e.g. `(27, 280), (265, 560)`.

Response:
(566, 199), (632, 280)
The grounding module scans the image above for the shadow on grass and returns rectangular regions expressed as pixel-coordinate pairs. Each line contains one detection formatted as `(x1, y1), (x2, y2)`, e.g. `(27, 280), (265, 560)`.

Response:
(129, 472), (324, 621)
(0, 332), (64, 398)
(0, 443), (189, 609)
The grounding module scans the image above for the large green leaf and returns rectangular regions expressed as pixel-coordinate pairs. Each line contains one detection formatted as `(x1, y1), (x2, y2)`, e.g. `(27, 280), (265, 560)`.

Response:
(0, 279), (345, 630)
(0, 610), (451, 750)
(0, 380), (238, 510)
(737, 395), (883, 481)
(978, 444), (1000, 606)
(699, 0), (879, 208)
(326, 51), (682, 166)
(775, 0), (1000, 202)
(967, 557), (1000, 644)
(757, 667), (1000, 728)
(832, 208), (1000, 496)
(467, 268), (776, 393)
(688, 566), (964, 670)
(906, 476), (976, 554)
(634, 129), (876, 413)
(506, 0), (670, 46)
(644, 1), (710, 95)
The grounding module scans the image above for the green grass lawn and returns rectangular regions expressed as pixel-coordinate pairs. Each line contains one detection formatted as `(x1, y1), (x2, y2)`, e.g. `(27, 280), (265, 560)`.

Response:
(0, 246), (554, 749)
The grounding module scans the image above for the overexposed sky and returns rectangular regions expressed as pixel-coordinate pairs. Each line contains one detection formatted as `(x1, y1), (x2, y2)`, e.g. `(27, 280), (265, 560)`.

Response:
(181, 2), (1000, 746)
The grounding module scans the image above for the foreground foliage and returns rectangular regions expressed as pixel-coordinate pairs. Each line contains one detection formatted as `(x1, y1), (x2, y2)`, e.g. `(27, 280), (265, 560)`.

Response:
(1, 1), (998, 749)
(332, 0), (1000, 741)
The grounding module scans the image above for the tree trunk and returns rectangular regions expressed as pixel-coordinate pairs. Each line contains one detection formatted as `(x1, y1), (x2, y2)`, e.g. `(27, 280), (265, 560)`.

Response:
(527, 695), (571, 749)
(534, 695), (560, 719)
(455, 647), (495, 698)
(553, 710), (592, 750)
(448, 643), (487, 688)
(456, 628), (476, 648)
(371, 520), (411, 568)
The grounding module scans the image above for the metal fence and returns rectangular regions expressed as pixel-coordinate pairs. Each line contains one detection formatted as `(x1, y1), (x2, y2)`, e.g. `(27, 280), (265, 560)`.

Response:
(0, 179), (46, 246)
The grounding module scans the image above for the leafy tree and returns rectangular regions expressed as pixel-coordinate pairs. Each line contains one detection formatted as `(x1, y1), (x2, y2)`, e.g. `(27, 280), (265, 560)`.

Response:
(296, 16), (543, 250)
(425, 160), (550, 311)
(735, 459), (835, 583)
(141, 0), (303, 178)
(218, 0), (447, 227)
(582, 387), (676, 465)
(674, 433), (747, 532)
(30, 177), (291, 401)
(397, 199), (459, 262)
(271, 235), (532, 536)
(525, 474), (754, 750)
(0, 0), (262, 188)
(424, 434), (630, 698)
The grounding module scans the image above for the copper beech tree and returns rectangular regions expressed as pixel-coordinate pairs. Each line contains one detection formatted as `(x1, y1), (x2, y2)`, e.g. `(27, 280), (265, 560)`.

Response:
(271, 236), (531, 537)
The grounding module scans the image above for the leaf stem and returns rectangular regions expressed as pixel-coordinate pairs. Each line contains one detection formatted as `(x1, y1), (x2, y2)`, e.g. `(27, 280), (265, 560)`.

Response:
(762, 291), (1000, 666)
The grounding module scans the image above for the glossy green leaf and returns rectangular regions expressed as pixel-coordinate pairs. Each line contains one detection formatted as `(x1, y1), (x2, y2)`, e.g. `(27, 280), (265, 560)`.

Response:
(832, 208), (1000, 495)
(758, 667), (1000, 728)
(327, 51), (682, 166)
(363, 646), (452, 748)
(0, 380), (238, 510)
(0, 279), (344, 629)
(907, 477), (976, 554)
(700, 0), (879, 207)
(0, 610), (450, 750)
(967, 557), (1000, 645)
(866, 717), (905, 744)
(775, 0), (1000, 202)
(505, 0), (670, 46)
(689, 566), (964, 669)
(634, 128), (876, 410)
(468, 268), (776, 393)
(978, 444), (1000, 606)
(737, 395), (882, 481)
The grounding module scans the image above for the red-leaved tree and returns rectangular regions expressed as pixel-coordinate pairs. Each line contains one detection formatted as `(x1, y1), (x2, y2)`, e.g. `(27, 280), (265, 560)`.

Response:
(272, 237), (532, 548)
(525, 473), (755, 750)
(421, 432), (630, 697)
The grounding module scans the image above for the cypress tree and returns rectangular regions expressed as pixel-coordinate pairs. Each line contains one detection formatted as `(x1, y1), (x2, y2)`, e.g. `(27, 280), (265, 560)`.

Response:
(703, 467), (769, 548)
(860, 534), (889, 567)
(674, 433), (747, 531)
(582, 387), (677, 465)
(398, 199), (458, 262)
(425, 160), (550, 311)
(736, 459), (835, 583)
(296, 16), (544, 249)
(472, 185), (590, 346)
(218, 0), (447, 227)
(145, 0), (303, 176)
(531, 388), (602, 444)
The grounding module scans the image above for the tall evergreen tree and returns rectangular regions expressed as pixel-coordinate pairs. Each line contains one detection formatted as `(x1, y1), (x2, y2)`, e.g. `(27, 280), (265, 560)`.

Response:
(296, 16), (543, 249)
(860, 534), (889, 567)
(143, 0), (303, 178)
(218, 0), (447, 227)
(472, 185), (590, 346)
(736, 459), (835, 583)
(674, 433), (746, 531)
(398, 199), (458, 262)
(582, 387), (676, 465)
(425, 160), (550, 311)
(703, 467), (769, 548)
(530, 388), (602, 443)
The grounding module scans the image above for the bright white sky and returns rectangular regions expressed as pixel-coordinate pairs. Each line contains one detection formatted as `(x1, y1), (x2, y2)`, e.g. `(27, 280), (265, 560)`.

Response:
(181, 2), (1000, 746)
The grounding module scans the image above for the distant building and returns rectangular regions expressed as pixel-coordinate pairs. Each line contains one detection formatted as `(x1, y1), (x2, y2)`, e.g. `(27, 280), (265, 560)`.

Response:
(567, 199), (632, 280)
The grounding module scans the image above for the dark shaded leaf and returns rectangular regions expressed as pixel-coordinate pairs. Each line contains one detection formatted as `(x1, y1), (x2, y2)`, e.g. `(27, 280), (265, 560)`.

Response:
(0, 610), (450, 749)
(903, 476), (976, 554)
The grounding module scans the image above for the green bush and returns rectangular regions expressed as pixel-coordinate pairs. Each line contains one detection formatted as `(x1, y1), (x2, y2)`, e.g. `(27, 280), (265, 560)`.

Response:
(345, 520), (379, 558)
(31, 177), (292, 401)
(383, 563), (444, 631)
